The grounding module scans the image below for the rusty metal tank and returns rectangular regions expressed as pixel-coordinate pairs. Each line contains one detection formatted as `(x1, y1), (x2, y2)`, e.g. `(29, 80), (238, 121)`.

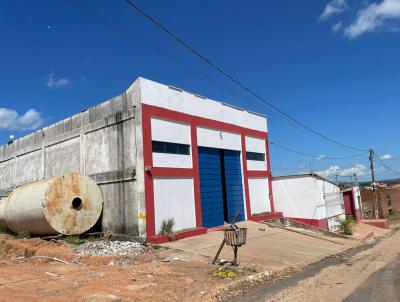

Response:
(0, 173), (103, 235)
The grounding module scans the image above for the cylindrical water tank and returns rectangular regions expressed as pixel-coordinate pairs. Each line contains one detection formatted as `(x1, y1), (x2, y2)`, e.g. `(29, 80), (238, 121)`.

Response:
(0, 173), (103, 235)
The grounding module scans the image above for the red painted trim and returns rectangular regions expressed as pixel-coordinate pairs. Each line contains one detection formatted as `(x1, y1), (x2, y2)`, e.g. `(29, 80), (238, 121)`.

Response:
(147, 227), (207, 244)
(191, 123), (203, 227)
(142, 106), (156, 238)
(142, 104), (267, 138)
(241, 134), (252, 219)
(151, 167), (194, 178)
(142, 103), (272, 240)
(265, 133), (275, 212)
(247, 170), (268, 178)
(355, 209), (362, 221)
(250, 212), (283, 222)
(286, 217), (329, 230)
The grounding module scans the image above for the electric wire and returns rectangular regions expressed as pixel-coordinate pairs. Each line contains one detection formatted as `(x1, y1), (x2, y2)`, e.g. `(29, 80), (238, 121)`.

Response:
(377, 134), (400, 152)
(64, 0), (329, 139)
(123, 0), (367, 153)
(270, 141), (368, 160)
(375, 154), (400, 176)
(65, 0), (369, 167)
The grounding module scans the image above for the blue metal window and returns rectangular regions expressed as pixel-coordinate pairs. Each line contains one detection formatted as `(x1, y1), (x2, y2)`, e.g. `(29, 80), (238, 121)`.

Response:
(152, 141), (190, 155)
(246, 151), (265, 161)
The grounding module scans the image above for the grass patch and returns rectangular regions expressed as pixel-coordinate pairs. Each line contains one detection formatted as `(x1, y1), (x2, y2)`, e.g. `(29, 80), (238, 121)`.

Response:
(339, 218), (356, 235)
(159, 218), (177, 239)
(0, 226), (13, 235)
(63, 236), (85, 245)
(16, 231), (30, 239)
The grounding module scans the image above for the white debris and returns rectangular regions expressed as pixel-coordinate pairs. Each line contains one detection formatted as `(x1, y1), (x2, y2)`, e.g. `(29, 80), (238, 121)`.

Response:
(75, 240), (145, 256)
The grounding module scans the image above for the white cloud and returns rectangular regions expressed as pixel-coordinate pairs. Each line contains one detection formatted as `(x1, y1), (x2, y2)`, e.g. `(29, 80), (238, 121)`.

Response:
(320, 0), (348, 21)
(380, 154), (394, 160)
(0, 108), (44, 131)
(332, 21), (343, 32)
(316, 164), (367, 178)
(46, 73), (70, 89)
(316, 154), (326, 160)
(344, 0), (400, 38)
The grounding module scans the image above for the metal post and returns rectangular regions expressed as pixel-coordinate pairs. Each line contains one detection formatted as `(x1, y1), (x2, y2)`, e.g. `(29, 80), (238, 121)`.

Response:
(369, 149), (380, 219)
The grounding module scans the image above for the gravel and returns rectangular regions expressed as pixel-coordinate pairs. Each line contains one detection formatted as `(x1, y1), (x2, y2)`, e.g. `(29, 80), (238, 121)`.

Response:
(75, 240), (145, 256)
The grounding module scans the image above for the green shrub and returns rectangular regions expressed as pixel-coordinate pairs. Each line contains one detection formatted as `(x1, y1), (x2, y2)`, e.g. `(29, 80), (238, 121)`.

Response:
(340, 218), (355, 235)
(159, 218), (176, 239)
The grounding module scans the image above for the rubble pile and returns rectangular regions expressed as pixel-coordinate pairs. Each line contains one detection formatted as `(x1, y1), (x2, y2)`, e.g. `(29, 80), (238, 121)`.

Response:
(76, 240), (145, 256)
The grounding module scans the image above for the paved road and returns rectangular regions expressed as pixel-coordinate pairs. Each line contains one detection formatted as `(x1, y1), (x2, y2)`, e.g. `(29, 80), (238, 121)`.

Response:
(230, 229), (400, 302)
(344, 256), (400, 302)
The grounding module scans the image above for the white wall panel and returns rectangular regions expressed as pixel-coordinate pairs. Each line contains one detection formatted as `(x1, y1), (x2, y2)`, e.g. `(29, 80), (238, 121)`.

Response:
(245, 136), (266, 153)
(272, 176), (327, 220)
(153, 177), (196, 234)
(245, 136), (267, 171)
(247, 160), (267, 171)
(151, 118), (191, 144)
(249, 178), (270, 214)
(152, 153), (192, 168)
(151, 118), (192, 168)
(197, 127), (241, 151)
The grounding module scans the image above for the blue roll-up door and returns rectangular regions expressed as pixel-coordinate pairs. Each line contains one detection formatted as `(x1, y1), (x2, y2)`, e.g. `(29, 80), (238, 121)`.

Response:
(223, 150), (245, 223)
(198, 147), (224, 228)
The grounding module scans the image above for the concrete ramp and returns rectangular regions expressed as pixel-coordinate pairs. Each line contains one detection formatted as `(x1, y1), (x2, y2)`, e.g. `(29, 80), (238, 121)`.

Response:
(162, 221), (358, 270)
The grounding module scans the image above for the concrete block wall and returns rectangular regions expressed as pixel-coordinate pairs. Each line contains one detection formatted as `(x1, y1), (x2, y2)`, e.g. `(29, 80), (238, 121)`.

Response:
(0, 81), (145, 236)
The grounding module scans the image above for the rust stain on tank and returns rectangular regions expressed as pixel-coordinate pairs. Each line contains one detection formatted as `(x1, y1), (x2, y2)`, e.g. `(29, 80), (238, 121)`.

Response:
(70, 173), (81, 196)
(2, 172), (102, 236)
(45, 177), (65, 216)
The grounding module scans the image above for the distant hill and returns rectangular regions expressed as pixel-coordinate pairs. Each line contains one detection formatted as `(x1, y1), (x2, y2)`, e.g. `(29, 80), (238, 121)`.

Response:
(358, 178), (400, 187)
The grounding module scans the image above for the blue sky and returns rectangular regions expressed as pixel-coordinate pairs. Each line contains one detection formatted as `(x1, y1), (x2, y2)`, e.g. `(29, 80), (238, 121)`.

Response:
(1, 0), (400, 182)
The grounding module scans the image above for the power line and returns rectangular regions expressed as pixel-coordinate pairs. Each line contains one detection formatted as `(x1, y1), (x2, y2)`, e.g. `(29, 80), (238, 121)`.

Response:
(64, 0), (329, 139)
(65, 0), (366, 153)
(123, 0), (367, 153)
(377, 134), (400, 152)
(270, 141), (368, 160)
(375, 154), (400, 176)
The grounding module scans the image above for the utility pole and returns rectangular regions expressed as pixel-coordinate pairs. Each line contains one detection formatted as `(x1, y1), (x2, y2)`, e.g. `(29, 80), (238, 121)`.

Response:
(369, 149), (380, 219)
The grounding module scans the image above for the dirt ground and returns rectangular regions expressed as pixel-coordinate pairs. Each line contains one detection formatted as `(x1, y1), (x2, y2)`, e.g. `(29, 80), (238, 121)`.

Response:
(0, 233), (280, 302)
(232, 228), (400, 302)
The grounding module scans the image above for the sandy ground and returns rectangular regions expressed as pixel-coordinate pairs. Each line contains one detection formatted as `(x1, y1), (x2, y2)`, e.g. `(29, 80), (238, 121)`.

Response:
(0, 233), (268, 302)
(232, 229), (400, 302)
(0, 222), (391, 302)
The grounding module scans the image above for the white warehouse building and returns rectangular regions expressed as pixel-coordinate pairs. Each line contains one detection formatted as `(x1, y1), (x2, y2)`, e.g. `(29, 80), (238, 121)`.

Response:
(0, 77), (276, 243)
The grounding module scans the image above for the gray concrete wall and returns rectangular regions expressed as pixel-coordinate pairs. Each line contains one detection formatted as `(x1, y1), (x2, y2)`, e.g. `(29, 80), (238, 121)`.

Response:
(0, 79), (145, 236)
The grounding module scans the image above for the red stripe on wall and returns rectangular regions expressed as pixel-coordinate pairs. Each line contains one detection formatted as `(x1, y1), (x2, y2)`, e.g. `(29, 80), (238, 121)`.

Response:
(241, 134), (252, 219)
(191, 123), (203, 227)
(142, 106), (156, 238)
(247, 170), (268, 178)
(142, 103), (267, 138)
(151, 167), (194, 177)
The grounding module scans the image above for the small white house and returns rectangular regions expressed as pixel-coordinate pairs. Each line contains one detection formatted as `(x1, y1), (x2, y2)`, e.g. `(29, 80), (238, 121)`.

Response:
(272, 173), (346, 231)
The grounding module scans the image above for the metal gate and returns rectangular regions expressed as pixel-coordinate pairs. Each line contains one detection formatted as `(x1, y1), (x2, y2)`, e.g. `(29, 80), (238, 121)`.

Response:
(223, 150), (245, 223)
(198, 147), (224, 228)
(198, 147), (245, 228)
(325, 192), (346, 231)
